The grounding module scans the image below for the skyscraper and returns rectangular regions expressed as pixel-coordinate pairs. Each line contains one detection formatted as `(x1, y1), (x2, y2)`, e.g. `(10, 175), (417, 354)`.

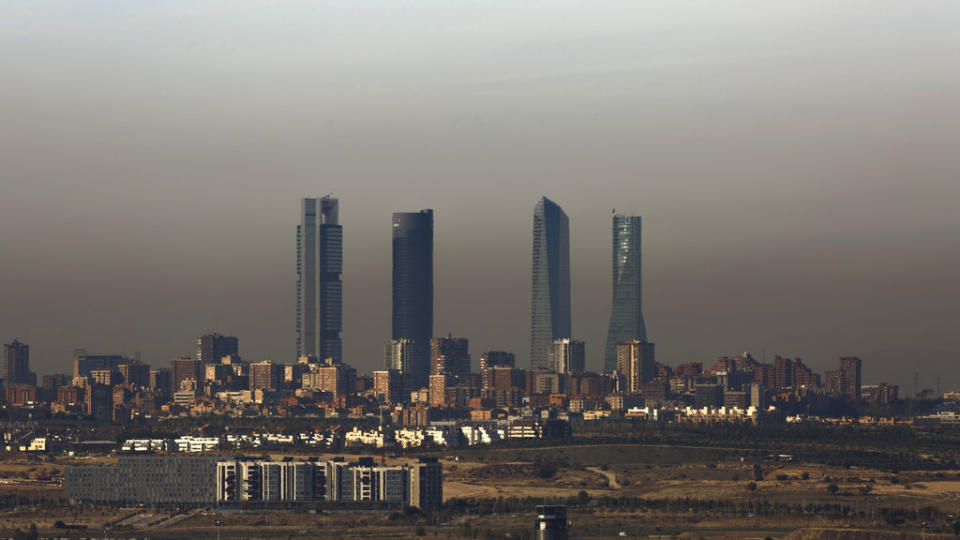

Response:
(297, 197), (343, 362)
(530, 197), (571, 371)
(392, 210), (433, 388)
(603, 214), (648, 372)
(2, 340), (31, 385)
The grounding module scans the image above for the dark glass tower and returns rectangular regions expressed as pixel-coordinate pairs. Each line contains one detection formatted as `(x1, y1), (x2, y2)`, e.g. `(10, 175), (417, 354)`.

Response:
(297, 197), (343, 362)
(196, 333), (239, 366)
(2, 339), (30, 385)
(530, 197), (571, 370)
(603, 214), (647, 372)
(392, 209), (434, 388)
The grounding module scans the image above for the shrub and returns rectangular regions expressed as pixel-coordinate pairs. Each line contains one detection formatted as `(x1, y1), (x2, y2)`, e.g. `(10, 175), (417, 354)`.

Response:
(827, 483), (840, 495)
(747, 482), (758, 491)
(536, 465), (557, 479)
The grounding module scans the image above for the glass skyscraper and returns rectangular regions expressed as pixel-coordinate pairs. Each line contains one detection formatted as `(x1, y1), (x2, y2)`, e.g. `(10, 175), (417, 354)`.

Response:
(297, 197), (342, 362)
(530, 196), (571, 370)
(392, 209), (433, 388)
(603, 214), (647, 372)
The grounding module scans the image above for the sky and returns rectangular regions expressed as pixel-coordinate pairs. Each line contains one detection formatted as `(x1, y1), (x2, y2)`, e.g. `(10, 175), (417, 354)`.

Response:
(1, 1), (959, 391)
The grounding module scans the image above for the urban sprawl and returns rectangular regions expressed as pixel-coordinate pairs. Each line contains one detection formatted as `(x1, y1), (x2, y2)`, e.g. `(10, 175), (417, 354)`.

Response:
(1, 196), (943, 510)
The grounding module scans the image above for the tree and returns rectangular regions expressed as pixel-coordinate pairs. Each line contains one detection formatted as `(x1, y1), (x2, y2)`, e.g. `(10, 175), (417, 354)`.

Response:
(753, 464), (764, 482)
(827, 483), (840, 495)
(577, 490), (590, 505)
(747, 482), (758, 491)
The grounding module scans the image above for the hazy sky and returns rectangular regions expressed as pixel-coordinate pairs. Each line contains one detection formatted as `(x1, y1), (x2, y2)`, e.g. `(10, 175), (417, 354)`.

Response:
(2, 1), (958, 390)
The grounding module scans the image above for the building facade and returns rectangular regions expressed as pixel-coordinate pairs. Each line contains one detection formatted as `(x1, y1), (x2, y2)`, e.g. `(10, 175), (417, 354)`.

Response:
(392, 210), (434, 388)
(196, 333), (239, 367)
(297, 196), (343, 362)
(2, 339), (31, 385)
(68, 455), (441, 509)
(430, 336), (470, 377)
(73, 351), (134, 379)
(550, 339), (585, 374)
(66, 455), (219, 505)
(603, 214), (648, 372)
(250, 360), (282, 391)
(171, 356), (201, 391)
(616, 340), (656, 393)
(530, 197), (571, 371)
(384, 338), (415, 372)
(374, 369), (404, 404)
(479, 351), (515, 371)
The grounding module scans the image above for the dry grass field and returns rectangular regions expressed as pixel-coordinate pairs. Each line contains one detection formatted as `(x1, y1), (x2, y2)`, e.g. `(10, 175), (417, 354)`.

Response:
(0, 445), (956, 538)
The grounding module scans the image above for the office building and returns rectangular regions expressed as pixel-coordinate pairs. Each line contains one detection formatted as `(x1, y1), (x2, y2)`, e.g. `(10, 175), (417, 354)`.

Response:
(392, 209), (434, 388)
(603, 214), (648, 372)
(90, 369), (120, 386)
(196, 333), (239, 367)
(826, 356), (863, 400)
(2, 339), (31, 385)
(118, 360), (150, 387)
(550, 339), (585, 374)
(530, 197), (571, 371)
(73, 350), (134, 379)
(149, 368), (171, 396)
(430, 336), (470, 377)
(373, 369), (404, 404)
(217, 460), (322, 502)
(250, 360), (282, 391)
(302, 360), (356, 396)
(409, 458), (443, 511)
(429, 374), (452, 407)
(297, 196), (343, 362)
(42, 374), (70, 392)
(68, 455), (441, 509)
(66, 455), (219, 505)
(479, 351), (515, 371)
(384, 338), (415, 372)
(839, 356), (862, 399)
(86, 384), (114, 423)
(171, 356), (201, 391)
(616, 340), (656, 393)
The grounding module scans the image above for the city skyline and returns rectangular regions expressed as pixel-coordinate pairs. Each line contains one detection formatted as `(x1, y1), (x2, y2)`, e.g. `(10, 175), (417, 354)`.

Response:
(0, 192), (956, 391)
(2, 2), (958, 391)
